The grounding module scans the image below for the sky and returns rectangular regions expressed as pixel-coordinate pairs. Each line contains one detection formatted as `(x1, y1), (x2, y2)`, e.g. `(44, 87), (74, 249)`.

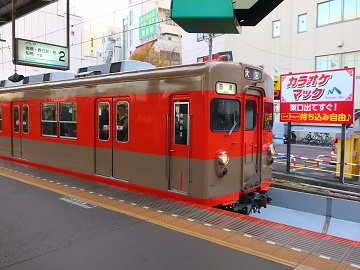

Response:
(69, 0), (128, 30)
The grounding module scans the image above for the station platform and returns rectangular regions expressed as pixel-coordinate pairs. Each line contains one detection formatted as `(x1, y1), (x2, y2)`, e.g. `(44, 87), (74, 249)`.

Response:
(1, 158), (359, 270)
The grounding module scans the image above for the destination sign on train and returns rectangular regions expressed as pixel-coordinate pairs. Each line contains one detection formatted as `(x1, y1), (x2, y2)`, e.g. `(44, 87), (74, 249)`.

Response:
(216, 82), (236, 95)
(244, 67), (262, 81)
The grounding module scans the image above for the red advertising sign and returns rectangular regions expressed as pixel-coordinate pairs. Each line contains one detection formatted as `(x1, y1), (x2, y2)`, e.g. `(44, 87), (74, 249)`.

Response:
(280, 68), (355, 124)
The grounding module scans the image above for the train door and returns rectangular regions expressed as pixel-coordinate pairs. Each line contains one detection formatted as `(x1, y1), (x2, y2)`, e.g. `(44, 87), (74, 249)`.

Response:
(113, 98), (130, 180)
(11, 103), (21, 158)
(169, 98), (190, 194)
(95, 98), (130, 180)
(95, 99), (112, 177)
(243, 96), (261, 187)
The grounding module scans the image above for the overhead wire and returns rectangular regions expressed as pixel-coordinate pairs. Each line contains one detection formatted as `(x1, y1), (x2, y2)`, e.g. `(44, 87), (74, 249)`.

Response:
(0, 0), (154, 66)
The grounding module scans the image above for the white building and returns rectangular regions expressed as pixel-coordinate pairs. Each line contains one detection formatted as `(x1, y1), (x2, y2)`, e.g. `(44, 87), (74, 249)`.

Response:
(182, 0), (360, 111)
(0, 0), (97, 79)
(124, 0), (182, 65)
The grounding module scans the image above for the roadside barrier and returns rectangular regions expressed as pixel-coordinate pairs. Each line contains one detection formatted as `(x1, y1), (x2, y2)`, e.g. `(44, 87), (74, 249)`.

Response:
(274, 152), (360, 169)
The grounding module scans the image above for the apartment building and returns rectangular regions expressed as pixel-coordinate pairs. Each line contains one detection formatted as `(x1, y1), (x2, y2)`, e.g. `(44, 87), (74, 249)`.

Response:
(0, 0), (97, 77)
(182, 0), (360, 111)
(125, 0), (182, 65)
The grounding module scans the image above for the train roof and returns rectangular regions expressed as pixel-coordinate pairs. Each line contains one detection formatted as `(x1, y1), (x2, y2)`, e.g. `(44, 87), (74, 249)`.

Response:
(0, 60), (270, 95)
(0, 60), (156, 88)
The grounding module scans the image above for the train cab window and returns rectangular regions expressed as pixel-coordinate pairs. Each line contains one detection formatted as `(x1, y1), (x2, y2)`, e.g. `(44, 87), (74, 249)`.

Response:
(211, 99), (240, 131)
(0, 105), (2, 132)
(264, 102), (273, 130)
(59, 102), (77, 138)
(99, 102), (110, 141)
(13, 105), (20, 132)
(22, 105), (29, 134)
(174, 102), (189, 145)
(116, 102), (129, 142)
(41, 103), (57, 136)
(245, 100), (256, 130)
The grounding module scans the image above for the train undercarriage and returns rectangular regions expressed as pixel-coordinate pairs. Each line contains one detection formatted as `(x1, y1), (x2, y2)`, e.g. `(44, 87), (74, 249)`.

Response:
(216, 191), (272, 215)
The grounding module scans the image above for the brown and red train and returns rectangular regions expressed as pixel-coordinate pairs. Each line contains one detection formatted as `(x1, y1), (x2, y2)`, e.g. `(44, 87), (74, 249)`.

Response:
(0, 60), (275, 214)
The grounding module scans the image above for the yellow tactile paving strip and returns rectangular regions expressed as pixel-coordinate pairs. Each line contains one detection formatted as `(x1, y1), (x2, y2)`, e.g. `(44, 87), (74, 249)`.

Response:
(0, 167), (359, 270)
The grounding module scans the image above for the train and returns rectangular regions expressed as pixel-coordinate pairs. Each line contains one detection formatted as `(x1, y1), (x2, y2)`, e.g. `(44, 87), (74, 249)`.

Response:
(0, 59), (275, 214)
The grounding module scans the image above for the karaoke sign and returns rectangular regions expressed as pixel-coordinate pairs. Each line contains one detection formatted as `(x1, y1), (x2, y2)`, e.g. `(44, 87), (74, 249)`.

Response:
(280, 68), (355, 124)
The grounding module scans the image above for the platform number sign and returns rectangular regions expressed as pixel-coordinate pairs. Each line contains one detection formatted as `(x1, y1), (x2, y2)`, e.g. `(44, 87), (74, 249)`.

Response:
(15, 38), (69, 70)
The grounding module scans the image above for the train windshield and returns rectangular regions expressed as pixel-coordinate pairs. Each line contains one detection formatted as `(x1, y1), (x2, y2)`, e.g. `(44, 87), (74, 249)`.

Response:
(211, 98), (240, 131)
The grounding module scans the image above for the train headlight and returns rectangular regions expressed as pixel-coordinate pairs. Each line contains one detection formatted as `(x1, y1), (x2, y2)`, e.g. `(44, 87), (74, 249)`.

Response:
(218, 151), (229, 166)
(268, 144), (275, 156)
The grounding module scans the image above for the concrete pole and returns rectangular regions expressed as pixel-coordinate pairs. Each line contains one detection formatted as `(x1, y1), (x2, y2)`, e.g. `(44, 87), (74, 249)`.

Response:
(208, 33), (213, 61)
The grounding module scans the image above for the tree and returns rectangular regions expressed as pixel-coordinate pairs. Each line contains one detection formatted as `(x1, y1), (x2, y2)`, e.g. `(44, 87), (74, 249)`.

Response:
(129, 44), (169, 67)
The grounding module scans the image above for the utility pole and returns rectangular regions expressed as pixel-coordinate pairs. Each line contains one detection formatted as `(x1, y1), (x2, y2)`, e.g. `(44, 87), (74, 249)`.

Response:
(122, 17), (127, 60)
(0, 37), (5, 76)
(208, 33), (213, 61)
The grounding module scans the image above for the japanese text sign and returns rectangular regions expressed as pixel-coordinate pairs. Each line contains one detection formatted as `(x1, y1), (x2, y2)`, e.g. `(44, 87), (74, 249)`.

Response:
(16, 38), (69, 70)
(139, 9), (157, 40)
(280, 68), (355, 124)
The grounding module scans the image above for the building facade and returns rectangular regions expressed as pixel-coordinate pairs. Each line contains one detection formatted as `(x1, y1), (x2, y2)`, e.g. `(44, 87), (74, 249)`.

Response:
(124, 0), (182, 65)
(182, 0), (360, 112)
(0, 0), (97, 77)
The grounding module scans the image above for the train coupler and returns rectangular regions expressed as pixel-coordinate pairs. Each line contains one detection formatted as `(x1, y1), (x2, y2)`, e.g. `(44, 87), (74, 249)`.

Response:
(233, 191), (272, 215)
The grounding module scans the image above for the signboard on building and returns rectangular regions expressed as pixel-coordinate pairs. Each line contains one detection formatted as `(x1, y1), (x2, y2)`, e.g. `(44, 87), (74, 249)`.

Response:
(280, 68), (355, 125)
(15, 38), (69, 70)
(274, 77), (280, 100)
(139, 9), (157, 40)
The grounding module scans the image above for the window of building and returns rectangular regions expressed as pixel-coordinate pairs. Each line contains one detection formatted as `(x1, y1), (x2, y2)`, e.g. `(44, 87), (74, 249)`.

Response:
(41, 103), (57, 136)
(315, 51), (360, 76)
(317, 0), (359, 26)
(272, 20), (280, 38)
(129, 30), (133, 46)
(59, 102), (77, 138)
(343, 51), (360, 75)
(298, 14), (307, 33)
(129, 11), (133, 26)
(22, 105), (29, 134)
(116, 102), (129, 142)
(315, 54), (341, 70)
(0, 105), (2, 132)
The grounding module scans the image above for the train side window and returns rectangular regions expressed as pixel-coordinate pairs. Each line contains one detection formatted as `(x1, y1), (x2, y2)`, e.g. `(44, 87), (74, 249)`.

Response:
(41, 103), (57, 136)
(116, 102), (129, 142)
(22, 105), (29, 134)
(263, 102), (273, 130)
(14, 105), (20, 133)
(0, 105), (2, 132)
(210, 99), (240, 131)
(245, 100), (256, 130)
(174, 102), (189, 145)
(59, 102), (77, 138)
(98, 102), (110, 141)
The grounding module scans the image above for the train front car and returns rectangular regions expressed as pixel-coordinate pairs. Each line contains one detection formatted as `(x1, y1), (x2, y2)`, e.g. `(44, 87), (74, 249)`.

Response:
(194, 61), (274, 214)
(0, 60), (274, 216)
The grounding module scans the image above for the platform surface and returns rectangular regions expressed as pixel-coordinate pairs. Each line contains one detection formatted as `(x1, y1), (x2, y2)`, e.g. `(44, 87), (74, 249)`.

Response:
(0, 158), (359, 270)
